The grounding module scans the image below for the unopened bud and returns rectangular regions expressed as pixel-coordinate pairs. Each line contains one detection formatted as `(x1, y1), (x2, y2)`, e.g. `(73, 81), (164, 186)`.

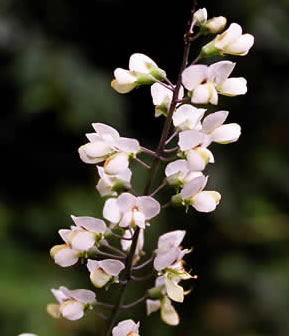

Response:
(193, 8), (207, 26)
(206, 16), (227, 34)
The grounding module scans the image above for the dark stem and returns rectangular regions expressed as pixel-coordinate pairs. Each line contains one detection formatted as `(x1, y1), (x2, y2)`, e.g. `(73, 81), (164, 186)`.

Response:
(95, 248), (125, 260)
(120, 294), (148, 309)
(132, 254), (155, 271)
(163, 146), (179, 153)
(103, 4), (197, 334)
(150, 180), (167, 198)
(144, 27), (194, 195)
(102, 241), (127, 258)
(131, 273), (154, 281)
(134, 157), (151, 169)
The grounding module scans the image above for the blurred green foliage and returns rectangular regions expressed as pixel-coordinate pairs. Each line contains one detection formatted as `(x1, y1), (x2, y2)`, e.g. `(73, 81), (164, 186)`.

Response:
(1, 0), (289, 336)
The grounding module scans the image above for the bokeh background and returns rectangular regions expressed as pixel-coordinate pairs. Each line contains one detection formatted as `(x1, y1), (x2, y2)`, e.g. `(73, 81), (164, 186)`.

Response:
(1, 0), (289, 335)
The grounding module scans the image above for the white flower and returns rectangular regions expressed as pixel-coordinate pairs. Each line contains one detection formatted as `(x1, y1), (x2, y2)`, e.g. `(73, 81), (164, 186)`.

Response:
(111, 53), (166, 94)
(79, 123), (140, 166)
(165, 159), (203, 186)
(172, 104), (206, 131)
(68, 215), (107, 251)
(50, 242), (80, 268)
(151, 83), (184, 117)
(112, 319), (140, 336)
(177, 130), (215, 171)
(18, 334), (38, 336)
(48, 286), (96, 321)
(96, 166), (132, 197)
(180, 175), (221, 212)
(87, 259), (125, 288)
(103, 193), (160, 229)
(154, 230), (187, 271)
(182, 61), (247, 105)
(193, 8), (207, 26)
(212, 23), (254, 56)
(50, 216), (107, 267)
(201, 110), (241, 145)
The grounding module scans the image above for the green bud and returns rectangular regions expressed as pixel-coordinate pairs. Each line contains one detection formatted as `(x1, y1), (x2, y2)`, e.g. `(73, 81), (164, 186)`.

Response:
(200, 39), (222, 58)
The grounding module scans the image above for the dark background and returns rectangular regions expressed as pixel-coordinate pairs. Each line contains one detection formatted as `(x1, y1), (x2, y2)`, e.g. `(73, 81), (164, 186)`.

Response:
(1, 0), (289, 335)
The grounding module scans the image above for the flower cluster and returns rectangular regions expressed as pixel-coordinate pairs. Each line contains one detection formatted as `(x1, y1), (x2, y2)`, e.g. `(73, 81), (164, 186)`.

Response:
(146, 231), (192, 325)
(36, 6), (254, 336)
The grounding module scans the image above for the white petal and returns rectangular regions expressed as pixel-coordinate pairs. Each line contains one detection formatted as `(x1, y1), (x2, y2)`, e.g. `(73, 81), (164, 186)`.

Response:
(211, 123), (241, 143)
(165, 159), (188, 178)
(191, 83), (212, 104)
(54, 247), (79, 267)
(192, 191), (221, 212)
(206, 16), (227, 33)
(87, 259), (100, 273)
(225, 33), (254, 55)
(99, 259), (125, 276)
(137, 196), (160, 219)
(146, 299), (161, 315)
(92, 123), (120, 140)
(209, 87), (219, 105)
(202, 110), (229, 133)
(79, 142), (112, 160)
(173, 104), (206, 130)
(215, 23), (242, 49)
(178, 130), (204, 151)
(154, 248), (180, 271)
(89, 268), (111, 288)
(133, 210), (146, 229)
(70, 231), (95, 251)
(161, 297), (179, 326)
(151, 82), (173, 105)
(103, 198), (121, 223)
(112, 319), (139, 336)
(218, 77), (247, 96)
(96, 178), (114, 197)
(85, 132), (100, 142)
(158, 230), (186, 249)
(51, 287), (69, 303)
(66, 288), (96, 304)
(115, 137), (140, 154)
(182, 64), (208, 91)
(209, 61), (236, 85)
(118, 193), (137, 212)
(186, 149), (207, 171)
(61, 301), (84, 320)
(111, 79), (137, 94)
(18, 334), (38, 336)
(58, 229), (71, 244)
(104, 152), (129, 175)
(164, 276), (184, 303)
(119, 210), (133, 228)
(181, 175), (207, 200)
(193, 8), (208, 25)
(71, 215), (106, 233)
(120, 230), (133, 251)
(114, 68), (136, 84)
(117, 168), (132, 182)
(129, 53), (157, 73)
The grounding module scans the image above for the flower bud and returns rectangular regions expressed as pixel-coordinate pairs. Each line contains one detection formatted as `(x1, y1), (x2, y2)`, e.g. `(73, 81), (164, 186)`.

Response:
(193, 8), (207, 26)
(205, 16), (227, 34)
